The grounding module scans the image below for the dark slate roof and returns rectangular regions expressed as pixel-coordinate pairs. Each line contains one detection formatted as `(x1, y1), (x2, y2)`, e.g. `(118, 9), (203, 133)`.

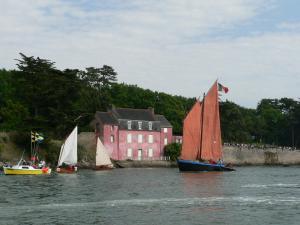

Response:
(118, 119), (161, 131)
(113, 108), (155, 121)
(94, 107), (173, 129)
(155, 115), (172, 127)
(95, 111), (118, 125)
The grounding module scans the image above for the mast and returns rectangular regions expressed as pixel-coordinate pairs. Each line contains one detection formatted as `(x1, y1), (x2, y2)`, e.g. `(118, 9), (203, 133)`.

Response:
(197, 93), (205, 160)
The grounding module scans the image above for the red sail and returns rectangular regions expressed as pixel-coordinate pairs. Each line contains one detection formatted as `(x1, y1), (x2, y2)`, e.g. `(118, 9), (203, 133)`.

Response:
(180, 100), (202, 160)
(200, 81), (222, 161)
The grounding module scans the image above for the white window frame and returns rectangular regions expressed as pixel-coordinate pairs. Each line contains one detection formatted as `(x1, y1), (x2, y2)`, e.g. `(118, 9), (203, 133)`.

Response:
(164, 137), (168, 145)
(149, 122), (152, 130)
(148, 134), (153, 143)
(138, 149), (142, 160)
(110, 135), (114, 143)
(127, 121), (132, 130)
(148, 148), (153, 158)
(127, 148), (132, 158)
(163, 128), (168, 133)
(127, 133), (132, 143)
(138, 121), (142, 130)
(138, 134), (143, 143)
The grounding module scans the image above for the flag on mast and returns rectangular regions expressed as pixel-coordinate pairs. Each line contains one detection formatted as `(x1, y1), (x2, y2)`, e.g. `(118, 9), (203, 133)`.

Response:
(218, 83), (229, 93)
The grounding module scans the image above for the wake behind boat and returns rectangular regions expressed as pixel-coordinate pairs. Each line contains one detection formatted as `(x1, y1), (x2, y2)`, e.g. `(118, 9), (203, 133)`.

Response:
(56, 126), (78, 173)
(177, 81), (235, 172)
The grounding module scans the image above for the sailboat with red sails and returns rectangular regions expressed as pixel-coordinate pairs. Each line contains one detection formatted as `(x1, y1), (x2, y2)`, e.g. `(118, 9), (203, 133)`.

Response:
(177, 81), (235, 172)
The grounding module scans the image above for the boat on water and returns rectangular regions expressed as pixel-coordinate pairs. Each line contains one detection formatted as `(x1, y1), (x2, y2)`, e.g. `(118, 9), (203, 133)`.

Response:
(3, 163), (51, 175)
(56, 126), (78, 173)
(94, 137), (114, 170)
(3, 132), (51, 175)
(177, 81), (235, 172)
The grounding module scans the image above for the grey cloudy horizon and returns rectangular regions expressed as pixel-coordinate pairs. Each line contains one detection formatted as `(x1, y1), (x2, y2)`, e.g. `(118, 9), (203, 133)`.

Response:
(1, 0), (300, 108)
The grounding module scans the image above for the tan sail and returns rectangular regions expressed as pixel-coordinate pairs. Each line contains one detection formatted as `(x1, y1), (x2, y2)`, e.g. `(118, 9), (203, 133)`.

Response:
(181, 100), (203, 160)
(96, 137), (113, 168)
(200, 81), (222, 161)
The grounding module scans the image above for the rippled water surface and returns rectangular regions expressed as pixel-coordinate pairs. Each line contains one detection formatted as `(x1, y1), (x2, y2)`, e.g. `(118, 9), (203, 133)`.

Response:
(1, 167), (300, 225)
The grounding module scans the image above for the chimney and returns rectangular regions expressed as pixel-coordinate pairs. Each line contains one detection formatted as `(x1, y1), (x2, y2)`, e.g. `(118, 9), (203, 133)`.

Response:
(148, 107), (154, 116)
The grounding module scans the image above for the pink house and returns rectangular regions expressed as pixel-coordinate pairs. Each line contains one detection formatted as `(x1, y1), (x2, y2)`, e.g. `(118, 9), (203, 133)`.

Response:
(94, 106), (173, 160)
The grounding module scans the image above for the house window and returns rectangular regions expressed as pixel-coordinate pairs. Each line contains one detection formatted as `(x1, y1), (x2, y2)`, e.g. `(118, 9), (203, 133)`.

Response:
(148, 134), (153, 143)
(127, 121), (132, 130)
(148, 148), (153, 158)
(149, 122), (152, 130)
(110, 135), (114, 143)
(110, 125), (114, 131)
(164, 128), (168, 133)
(138, 121), (142, 130)
(127, 148), (132, 158)
(164, 137), (168, 145)
(127, 133), (132, 143)
(138, 134), (143, 143)
(138, 149), (142, 160)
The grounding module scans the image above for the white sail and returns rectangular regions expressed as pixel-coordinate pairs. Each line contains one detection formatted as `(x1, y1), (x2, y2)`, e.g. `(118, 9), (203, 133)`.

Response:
(58, 126), (77, 166)
(96, 137), (113, 166)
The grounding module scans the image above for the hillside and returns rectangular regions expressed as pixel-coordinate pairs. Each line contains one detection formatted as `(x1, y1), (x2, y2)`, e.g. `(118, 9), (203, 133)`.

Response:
(0, 53), (300, 148)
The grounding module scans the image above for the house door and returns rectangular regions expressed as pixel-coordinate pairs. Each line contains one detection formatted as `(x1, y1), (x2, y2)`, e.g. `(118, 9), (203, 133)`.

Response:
(138, 149), (142, 160)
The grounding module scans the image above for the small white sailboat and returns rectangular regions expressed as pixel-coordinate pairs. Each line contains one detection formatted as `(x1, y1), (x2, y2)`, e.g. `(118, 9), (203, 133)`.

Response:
(94, 137), (114, 170)
(56, 126), (78, 173)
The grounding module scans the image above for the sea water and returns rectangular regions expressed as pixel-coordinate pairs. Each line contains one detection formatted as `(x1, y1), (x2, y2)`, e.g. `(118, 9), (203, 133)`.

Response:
(0, 167), (300, 225)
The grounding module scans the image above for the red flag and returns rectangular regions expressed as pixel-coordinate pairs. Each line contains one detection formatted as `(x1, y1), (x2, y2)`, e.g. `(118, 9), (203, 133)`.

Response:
(218, 83), (229, 93)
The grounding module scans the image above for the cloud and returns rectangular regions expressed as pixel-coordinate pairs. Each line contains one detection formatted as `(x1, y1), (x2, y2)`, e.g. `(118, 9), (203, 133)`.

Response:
(278, 22), (300, 31)
(1, 0), (299, 108)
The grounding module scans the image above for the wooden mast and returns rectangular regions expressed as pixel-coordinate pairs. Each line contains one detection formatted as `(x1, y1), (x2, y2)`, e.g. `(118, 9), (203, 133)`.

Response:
(197, 93), (205, 161)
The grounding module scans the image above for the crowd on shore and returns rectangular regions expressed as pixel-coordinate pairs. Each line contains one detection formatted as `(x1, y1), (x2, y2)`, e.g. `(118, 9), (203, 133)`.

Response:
(224, 142), (299, 151)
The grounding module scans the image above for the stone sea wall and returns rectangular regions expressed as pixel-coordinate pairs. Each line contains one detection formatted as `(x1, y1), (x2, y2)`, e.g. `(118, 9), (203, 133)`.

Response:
(223, 146), (300, 166)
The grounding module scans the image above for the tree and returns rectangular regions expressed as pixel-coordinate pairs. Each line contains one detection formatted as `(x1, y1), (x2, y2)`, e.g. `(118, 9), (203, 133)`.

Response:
(164, 143), (182, 161)
(14, 53), (81, 137)
(78, 66), (118, 112)
(220, 101), (252, 143)
(0, 69), (26, 130)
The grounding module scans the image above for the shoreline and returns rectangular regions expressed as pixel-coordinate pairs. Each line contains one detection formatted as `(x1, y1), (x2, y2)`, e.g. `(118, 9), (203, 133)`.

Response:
(1, 161), (299, 171)
(1, 146), (300, 170)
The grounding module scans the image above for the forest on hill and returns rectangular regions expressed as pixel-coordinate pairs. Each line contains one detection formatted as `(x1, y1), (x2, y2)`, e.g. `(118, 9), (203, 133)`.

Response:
(0, 53), (300, 148)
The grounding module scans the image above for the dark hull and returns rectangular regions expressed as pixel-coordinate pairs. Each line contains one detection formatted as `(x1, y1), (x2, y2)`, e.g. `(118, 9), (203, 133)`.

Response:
(56, 166), (77, 173)
(177, 159), (235, 172)
(94, 165), (114, 170)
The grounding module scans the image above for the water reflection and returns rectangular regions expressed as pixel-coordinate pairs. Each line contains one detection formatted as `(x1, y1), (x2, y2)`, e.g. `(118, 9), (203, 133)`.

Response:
(180, 172), (224, 198)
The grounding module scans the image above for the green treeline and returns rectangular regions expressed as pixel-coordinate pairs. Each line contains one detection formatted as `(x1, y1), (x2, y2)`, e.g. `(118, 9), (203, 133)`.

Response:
(0, 53), (300, 148)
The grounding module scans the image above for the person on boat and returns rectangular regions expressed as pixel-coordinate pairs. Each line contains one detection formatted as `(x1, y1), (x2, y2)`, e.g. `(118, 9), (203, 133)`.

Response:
(38, 160), (46, 168)
(209, 159), (217, 164)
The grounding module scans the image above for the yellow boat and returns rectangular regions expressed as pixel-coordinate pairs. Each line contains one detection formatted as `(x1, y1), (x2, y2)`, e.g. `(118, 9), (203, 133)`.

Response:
(3, 165), (51, 175)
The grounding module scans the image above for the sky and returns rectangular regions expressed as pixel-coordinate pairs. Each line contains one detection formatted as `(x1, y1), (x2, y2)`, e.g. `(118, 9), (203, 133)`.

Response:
(1, 0), (300, 108)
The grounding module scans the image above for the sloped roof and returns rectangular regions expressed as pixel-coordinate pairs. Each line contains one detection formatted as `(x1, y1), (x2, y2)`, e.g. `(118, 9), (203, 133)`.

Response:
(94, 107), (173, 128)
(113, 108), (155, 121)
(155, 115), (172, 127)
(95, 111), (118, 125)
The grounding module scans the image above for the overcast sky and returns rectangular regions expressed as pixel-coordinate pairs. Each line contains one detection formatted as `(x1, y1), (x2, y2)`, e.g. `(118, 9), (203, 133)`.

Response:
(1, 0), (300, 108)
